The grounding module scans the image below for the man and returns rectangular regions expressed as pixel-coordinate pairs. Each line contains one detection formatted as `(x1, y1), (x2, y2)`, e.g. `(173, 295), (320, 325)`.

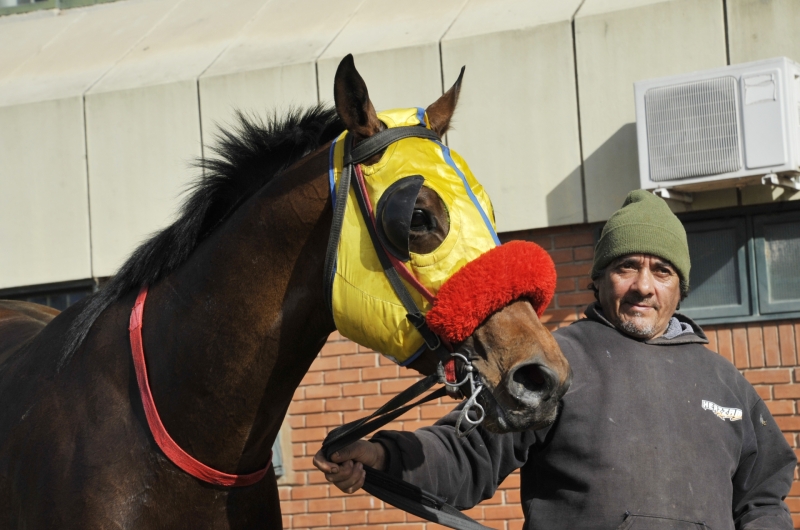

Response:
(314, 190), (796, 529)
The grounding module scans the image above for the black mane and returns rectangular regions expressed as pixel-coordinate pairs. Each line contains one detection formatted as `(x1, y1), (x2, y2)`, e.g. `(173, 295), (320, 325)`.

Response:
(60, 106), (344, 368)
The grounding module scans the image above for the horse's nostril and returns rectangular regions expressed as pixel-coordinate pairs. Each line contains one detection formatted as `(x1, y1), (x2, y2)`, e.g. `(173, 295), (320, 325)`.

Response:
(513, 364), (548, 394)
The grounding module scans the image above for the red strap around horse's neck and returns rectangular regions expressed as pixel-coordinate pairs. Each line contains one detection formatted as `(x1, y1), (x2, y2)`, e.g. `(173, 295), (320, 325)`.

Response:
(129, 286), (271, 487)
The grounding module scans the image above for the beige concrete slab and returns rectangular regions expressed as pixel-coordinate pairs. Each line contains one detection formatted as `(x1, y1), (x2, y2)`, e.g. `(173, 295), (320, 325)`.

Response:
(575, 0), (727, 222)
(727, 0), (800, 64)
(200, 63), (319, 139)
(0, 9), (80, 83)
(85, 81), (202, 276)
(0, 97), (91, 288)
(445, 0), (580, 38)
(202, 0), (361, 79)
(199, 0), (360, 137)
(578, 0), (670, 17)
(0, 0), (176, 107)
(441, 0), (584, 232)
(89, 0), (268, 94)
(317, 0), (467, 109)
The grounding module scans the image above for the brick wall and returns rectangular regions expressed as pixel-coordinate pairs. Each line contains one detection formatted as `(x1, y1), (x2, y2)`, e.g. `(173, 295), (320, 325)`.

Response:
(279, 222), (800, 529)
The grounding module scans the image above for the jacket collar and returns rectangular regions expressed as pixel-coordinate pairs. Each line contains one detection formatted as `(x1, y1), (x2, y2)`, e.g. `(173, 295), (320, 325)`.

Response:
(583, 302), (709, 345)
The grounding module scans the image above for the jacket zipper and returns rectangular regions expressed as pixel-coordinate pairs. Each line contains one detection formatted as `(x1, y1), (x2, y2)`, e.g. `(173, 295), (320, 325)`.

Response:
(624, 510), (710, 528)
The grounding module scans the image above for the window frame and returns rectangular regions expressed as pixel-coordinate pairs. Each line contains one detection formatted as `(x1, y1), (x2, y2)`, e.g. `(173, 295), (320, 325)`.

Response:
(752, 209), (800, 315)
(676, 200), (800, 326)
(680, 217), (751, 320)
(0, 278), (97, 307)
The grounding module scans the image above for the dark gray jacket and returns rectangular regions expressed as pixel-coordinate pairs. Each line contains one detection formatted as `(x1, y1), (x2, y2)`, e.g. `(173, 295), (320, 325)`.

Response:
(374, 304), (796, 530)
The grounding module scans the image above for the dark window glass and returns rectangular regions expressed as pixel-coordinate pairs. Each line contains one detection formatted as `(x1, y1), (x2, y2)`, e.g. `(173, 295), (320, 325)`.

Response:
(681, 218), (749, 320)
(3, 283), (94, 311)
(272, 435), (284, 478)
(763, 222), (800, 301)
(754, 211), (800, 314)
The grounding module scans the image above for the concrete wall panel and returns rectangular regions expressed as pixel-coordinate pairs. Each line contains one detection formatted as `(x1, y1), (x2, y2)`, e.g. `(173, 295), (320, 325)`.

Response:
(199, 0), (360, 137)
(0, 0), (174, 107)
(89, 0), (267, 94)
(0, 97), (91, 288)
(317, 0), (466, 109)
(85, 81), (202, 277)
(318, 45), (444, 111)
(442, 0), (584, 232)
(200, 63), (319, 139)
(84, 0), (272, 277)
(727, 0), (800, 65)
(0, 10), (80, 83)
(575, 0), (727, 222)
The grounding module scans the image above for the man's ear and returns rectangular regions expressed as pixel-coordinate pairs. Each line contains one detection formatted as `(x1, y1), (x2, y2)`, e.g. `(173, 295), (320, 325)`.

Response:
(333, 54), (383, 138)
(425, 66), (465, 137)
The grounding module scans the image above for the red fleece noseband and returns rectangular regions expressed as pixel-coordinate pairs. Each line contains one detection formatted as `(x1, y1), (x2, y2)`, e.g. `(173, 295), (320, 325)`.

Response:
(425, 241), (556, 343)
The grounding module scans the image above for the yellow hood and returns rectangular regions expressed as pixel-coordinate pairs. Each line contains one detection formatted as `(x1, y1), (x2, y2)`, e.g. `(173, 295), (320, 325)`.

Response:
(328, 107), (499, 365)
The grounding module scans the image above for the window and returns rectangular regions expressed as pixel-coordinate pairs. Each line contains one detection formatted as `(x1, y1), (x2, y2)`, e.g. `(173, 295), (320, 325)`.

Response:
(752, 210), (800, 315)
(679, 203), (800, 325)
(272, 433), (284, 478)
(0, 279), (96, 311)
(681, 218), (749, 320)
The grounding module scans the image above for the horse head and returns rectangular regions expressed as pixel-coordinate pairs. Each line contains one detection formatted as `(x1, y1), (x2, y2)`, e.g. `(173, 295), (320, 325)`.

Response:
(330, 55), (571, 433)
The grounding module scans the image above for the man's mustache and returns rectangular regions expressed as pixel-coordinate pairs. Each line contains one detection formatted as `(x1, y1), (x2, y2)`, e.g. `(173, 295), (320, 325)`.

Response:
(621, 296), (659, 310)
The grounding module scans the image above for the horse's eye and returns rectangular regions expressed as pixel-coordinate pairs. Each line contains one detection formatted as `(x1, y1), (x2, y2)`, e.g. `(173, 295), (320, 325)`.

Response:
(410, 209), (435, 231)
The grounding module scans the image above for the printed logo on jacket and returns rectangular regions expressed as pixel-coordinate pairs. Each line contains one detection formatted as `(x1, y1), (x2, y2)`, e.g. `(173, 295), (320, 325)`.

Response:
(702, 400), (742, 421)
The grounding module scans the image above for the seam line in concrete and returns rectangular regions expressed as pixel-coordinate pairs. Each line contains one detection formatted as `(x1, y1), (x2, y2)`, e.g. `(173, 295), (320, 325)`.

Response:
(314, 0), (366, 103)
(196, 78), (205, 163)
(81, 94), (94, 279)
(571, 0), (588, 224)
(3, 10), (84, 82)
(198, 0), (276, 81)
(722, 0), (731, 66)
(83, 0), (187, 95)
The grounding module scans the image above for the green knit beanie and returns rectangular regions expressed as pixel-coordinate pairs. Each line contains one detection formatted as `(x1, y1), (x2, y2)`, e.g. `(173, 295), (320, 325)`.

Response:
(591, 190), (690, 292)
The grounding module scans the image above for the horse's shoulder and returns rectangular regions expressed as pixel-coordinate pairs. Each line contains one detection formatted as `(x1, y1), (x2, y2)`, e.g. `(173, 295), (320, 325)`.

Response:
(0, 300), (59, 366)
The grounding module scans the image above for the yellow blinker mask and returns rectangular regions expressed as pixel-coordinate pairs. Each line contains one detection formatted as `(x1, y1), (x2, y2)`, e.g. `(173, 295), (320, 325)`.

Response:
(328, 108), (500, 365)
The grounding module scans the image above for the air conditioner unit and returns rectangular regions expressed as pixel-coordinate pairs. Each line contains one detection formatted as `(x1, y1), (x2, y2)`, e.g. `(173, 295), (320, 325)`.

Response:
(635, 57), (800, 193)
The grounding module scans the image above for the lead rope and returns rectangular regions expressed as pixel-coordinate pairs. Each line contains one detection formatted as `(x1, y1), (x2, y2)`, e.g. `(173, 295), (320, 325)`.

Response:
(321, 126), (491, 530)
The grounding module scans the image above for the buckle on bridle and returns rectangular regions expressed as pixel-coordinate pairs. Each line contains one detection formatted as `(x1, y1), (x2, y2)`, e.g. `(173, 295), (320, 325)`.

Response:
(436, 352), (485, 438)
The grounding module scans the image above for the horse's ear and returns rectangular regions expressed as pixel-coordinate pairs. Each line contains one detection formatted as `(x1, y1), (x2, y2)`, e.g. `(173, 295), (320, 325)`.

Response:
(425, 66), (465, 137)
(334, 54), (383, 138)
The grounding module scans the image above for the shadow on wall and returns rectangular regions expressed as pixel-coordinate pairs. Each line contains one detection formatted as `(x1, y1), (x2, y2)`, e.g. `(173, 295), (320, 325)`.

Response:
(565, 122), (640, 223)
(545, 165), (584, 226)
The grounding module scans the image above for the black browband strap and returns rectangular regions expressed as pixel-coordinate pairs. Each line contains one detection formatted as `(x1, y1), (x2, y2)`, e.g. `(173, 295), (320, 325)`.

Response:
(321, 125), (492, 530)
(345, 126), (440, 165)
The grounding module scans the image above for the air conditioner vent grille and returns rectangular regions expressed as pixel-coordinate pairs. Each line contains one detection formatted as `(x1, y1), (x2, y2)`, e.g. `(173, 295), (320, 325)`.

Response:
(645, 77), (742, 182)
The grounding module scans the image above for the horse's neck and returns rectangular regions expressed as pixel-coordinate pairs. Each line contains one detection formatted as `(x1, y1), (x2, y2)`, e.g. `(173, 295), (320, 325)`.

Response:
(141, 146), (335, 473)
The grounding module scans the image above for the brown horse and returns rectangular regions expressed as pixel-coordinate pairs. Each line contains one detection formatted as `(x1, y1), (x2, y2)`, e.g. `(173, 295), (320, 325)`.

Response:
(0, 56), (570, 528)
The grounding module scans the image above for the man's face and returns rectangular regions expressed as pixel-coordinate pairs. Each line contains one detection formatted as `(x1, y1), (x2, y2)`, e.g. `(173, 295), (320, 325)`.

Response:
(596, 254), (682, 340)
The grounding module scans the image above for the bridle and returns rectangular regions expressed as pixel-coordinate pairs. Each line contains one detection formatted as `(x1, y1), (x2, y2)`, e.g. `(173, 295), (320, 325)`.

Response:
(321, 124), (488, 433)
(320, 125), (494, 530)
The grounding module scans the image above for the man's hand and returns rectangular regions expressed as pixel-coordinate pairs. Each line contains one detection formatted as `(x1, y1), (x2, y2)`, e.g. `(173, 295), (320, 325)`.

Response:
(312, 441), (387, 494)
